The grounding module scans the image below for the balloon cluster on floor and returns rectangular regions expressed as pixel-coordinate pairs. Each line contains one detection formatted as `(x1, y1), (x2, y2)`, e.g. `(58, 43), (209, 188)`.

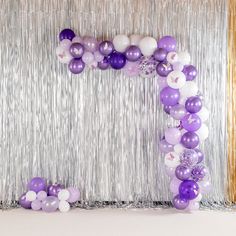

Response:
(56, 28), (211, 211)
(19, 177), (80, 213)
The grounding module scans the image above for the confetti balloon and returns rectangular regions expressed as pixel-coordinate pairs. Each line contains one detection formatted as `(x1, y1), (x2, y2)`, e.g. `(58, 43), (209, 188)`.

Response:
(113, 34), (130, 52)
(139, 37), (157, 56)
(138, 56), (158, 78)
(181, 114), (202, 132)
(172, 195), (189, 210)
(109, 51), (126, 69)
(180, 149), (198, 167)
(157, 36), (177, 52)
(59, 28), (75, 41)
(179, 180), (199, 200)
(160, 87), (180, 106)
(28, 177), (46, 193)
(41, 196), (59, 213)
(191, 165), (208, 181)
(181, 132), (199, 149)
(83, 36), (98, 52)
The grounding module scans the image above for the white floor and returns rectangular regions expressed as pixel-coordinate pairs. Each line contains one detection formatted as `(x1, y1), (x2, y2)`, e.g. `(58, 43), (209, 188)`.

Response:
(0, 208), (235, 236)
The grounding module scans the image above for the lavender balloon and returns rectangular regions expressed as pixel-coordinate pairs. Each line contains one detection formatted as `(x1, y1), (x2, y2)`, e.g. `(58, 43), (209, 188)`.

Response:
(28, 177), (46, 193)
(172, 195), (189, 210)
(158, 76), (168, 90)
(183, 65), (197, 81)
(69, 43), (84, 58)
(156, 61), (172, 76)
(160, 87), (180, 106)
(191, 165), (208, 181)
(159, 139), (174, 153)
(181, 132), (199, 149)
(48, 184), (64, 197)
(68, 58), (85, 74)
(179, 180), (199, 200)
(67, 187), (80, 203)
(98, 57), (110, 70)
(163, 104), (172, 114)
(59, 28), (75, 41)
(41, 196), (59, 213)
(83, 36), (98, 52)
(31, 199), (41, 211)
(125, 46), (141, 62)
(99, 41), (114, 56)
(170, 104), (187, 120)
(181, 114), (201, 132)
(195, 148), (204, 163)
(153, 48), (167, 61)
(157, 36), (177, 52)
(170, 178), (182, 194)
(165, 128), (181, 145)
(175, 165), (191, 180)
(185, 96), (202, 113)
(180, 149), (199, 167)
(198, 180), (211, 194)
(109, 51), (126, 69)
(19, 193), (32, 209)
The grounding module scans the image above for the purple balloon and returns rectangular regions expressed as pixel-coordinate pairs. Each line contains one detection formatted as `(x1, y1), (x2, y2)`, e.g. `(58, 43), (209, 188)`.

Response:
(59, 29), (75, 41)
(170, 104), (187, 120)
(163, 104), (172, 114)
(98, 57), (110, 70)
(195, 148), (204, 163)
(41, 196), (59, 213)
(125, 46), (142, 62)
(183, 65), (197, 81)
(31, 199), (42, 211)
(99, 41), (114, 56)
(179, 180), (199, 200)
(158, 76), (168, 90)
(157, 36), (177, 52)
(160, 87), (180, 106)
(48, 184), (64, 197)
(181, 114), (201, 132)
(172, 195), (189, 210)
(69, 43), (84, 58)
(83, 36), (98, 52)
(180, 149), (199, 167)
(19, 193), (32, 209)
(27, 177), (46, 193)
(156, 62), (172, 76)
(109, 51), (126, 70)
(68, 58), (85, 74)
(153, 48), (167, 61)
(159, 139), (174, 153)
(191, 165), (208, 181)
(181, 132), (199, 149)
(175, 165), (191, 180)
(67, 187), (80, 203)
(185, 96), (202, 113)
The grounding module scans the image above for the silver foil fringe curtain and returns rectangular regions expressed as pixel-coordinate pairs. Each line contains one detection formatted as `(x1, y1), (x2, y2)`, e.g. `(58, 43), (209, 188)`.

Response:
(0, 0), (228, 209)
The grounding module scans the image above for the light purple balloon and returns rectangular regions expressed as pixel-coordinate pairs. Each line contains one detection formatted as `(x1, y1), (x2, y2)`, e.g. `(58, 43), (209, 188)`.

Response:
(163, 104), (172, 114)
(160, 87), (180, 106)
(122, 61), (139, 77)
(98, 57), (110, 70)
(159, 139), (174, 153)
(182, 65), (197, 81)
(27, 177), (46, 193)
(165, 128), (181, 145)
(94, 51), (104, 62)
(99, 40), (114, 56)
(181, 132), (199, 149)
(37, 190), (47, 201)
(185, 96), (202, 113)
(175, 165), (191, 180)
(158, 36), (177, 52)
(153, 48), (167, 61)
(67, 187), (80, 203)
(170, 178), (182, 194)
(125, 46), (141, 62)
(48, 184), (64, 197)
(156, 61), (172, 77)
(172, 195), (189, 210)
(83, 36), (98, 52)
(68, 58), (85, 74)
(195, 148), (204, 163)
(158, 76), (168, 90)
(31, 199), (42, 211)
(198, 180), (211, 194)
(41, 196), (59, 213)
(165, 166), (176, 177)
(181, 114), (201, 132)
(170, 104), (187, 120)
(19, 193), (32, 209)
(69, 43), (84, 58)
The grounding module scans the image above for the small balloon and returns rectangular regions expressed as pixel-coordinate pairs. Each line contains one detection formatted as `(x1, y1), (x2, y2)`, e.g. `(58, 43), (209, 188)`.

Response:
(157, 36), (177, 52)
(197, 107), (209, 122)
(58, 189), (70, 201)
(26, 191), (37, 201)
(158, 76), (168, 90)
(48, 184), (64, 197)
(170, 104), (187, 120)
(19, 193), (32, 209)
(159, 139), (174, 153)
(181, 131), (199, 149)
(125, 45), (142, 61)
(179, 81), (198, 99)
(67, 187), (80, 203)
(153, 48), (167, 61)
(178, 51), (191, 65)
(138, 56), (158, 78)
(192, 165), (208, 182)
(173, 62), (184, 71)
(94, 51), (104, 62)
(68, 58), (85, 74)
(69, 43), (84, 58)
(195, 148), (204, 163)
(98, 57), (110, 70)
(59, 29), (75, 41)
(185, 96), (202, 113)
(122, 61), (139, 77)
(172, 195), (189, 210)
(196, 124), (209, 141)
(170, 177), (182, 194)
(59, 201), (70, 213)
(182, 65), (197, 81)
(60, 39), (72, 49)
(99, 41), (114, 56)
(31, 200), (42, 211)
(180, 149), (198, 167)
(156, 61), (172, 77)
(166, 52), (179, 64)
(56, 46), (73, 64)
(72, 36), (83, 44)
(173, 143), (185, 154)
(198, 179), (211, 194)
(163, 104), (172, 114)
(82, 51), (94, 65)
(175, 165), (191, 180)
(37, 191), (47, 201)
(165, 128), (182, 145)
(166, 166), (176, 178)
(130, 34), (143, 46)
(109, 51), (126, 69)
(186, 200), (200, 211)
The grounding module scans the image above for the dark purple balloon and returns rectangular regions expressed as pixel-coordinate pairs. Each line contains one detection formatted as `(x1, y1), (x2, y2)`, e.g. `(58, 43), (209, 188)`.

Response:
(181, 132), (199, 149)
(160, 87), (180, 106)
(191, 165), (208, 181)
(163, 104), (172, 114)
(27, 177), (46, 193)
(157, 36), (177, 52)
(19, 193), (32, 209)
(48, 184), (64, 197)
(69, 43), (84, 58)
(172, 195), (189, 210)
(181, 114), (201, 132)
(109, 52), (126, 70)
(195, 148), (204, 163)
(185, 96), (202, 113)
(125, 46), (141, 62)
(175, 165), (191, 180)
(98, 57), (110, 70)
(99, 41), (114, 56)
(59, 28), (75, 41)
(153, 48), (167, 61)
(156, 62), (172, 76)
(183, 65), (197, 81)
(68, 58), (85, 74)
(179, 180), (199, 200)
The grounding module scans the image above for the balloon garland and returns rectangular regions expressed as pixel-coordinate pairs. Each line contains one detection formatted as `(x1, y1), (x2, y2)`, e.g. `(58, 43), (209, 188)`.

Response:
(55, 29), (211, 211)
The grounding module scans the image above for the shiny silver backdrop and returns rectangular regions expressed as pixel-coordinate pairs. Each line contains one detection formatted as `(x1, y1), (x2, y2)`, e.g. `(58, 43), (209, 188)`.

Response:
(0, 0), (227, 208)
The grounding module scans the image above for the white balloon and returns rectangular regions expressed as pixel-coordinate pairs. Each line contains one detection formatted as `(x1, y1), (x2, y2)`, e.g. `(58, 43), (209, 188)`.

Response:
(26, 191), (37, 201)
(82, 51), (94, 65)
(197, 107), (209, 122)
(186, 201), (200, 211)
(139, 37), (157, 56)
(130, 34), (143, 46)
(60, 39), (72, 49)
(179, 81), (198, 98)
(72, 36), (83, 44)
(196, 124), (209, 141)
(167, 52), (179, 64)
(174, 143), (185, 154)
(113, 34), (130, 52)
(164, 152), (180, 168)
(178, 51), (191, 65)
(59, 201), (70, 213)
(167, 71), (186, 89)
(56, 46), (73, 64)
(58, 189), (70, 201)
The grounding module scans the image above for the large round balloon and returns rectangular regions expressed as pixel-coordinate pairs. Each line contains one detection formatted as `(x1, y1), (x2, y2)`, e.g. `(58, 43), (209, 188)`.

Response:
(160, 87), (180, 106)
(113, 35), (130, 52)
(181, 132), (199, 149)
(68, 58), (85, 74)
(109, 52), (126, 69)
(179, 180), (199, 200)
(27, 177), (46, 193)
